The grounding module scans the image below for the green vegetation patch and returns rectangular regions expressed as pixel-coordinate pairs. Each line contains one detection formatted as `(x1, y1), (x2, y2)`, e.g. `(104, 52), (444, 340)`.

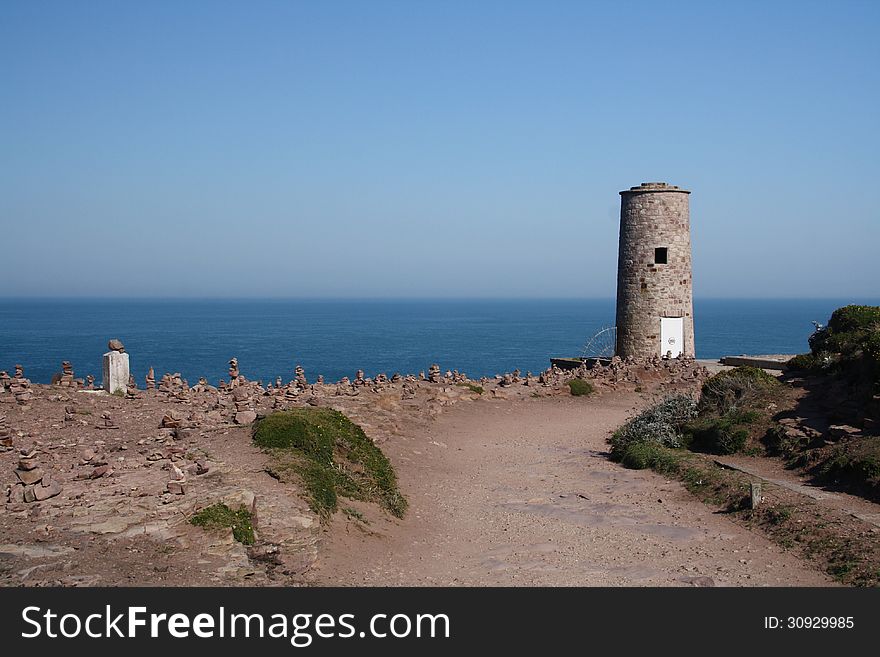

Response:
(817, 437), (880, 498)
(697, 366), (778, 416)
(807, 304), (880, 387)
(254, 408), (406, 519)
(608, 394), (697, 459)
(190, 503), (255, 545)
(456, 382), (484, 394)
(619, 442), (682, 476)
(679, 367), (781, 456)
(568, 379), (594, 397)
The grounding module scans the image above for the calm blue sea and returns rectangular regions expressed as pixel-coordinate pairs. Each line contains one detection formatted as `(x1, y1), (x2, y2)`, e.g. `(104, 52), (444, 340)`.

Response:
(0, 298), (876, 385)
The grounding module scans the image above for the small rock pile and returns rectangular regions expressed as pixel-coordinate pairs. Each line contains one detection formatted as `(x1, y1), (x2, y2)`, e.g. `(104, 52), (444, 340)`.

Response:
(76, 447), (112, 480)
(86, 374), (95, 389)
(9, 365), (33, 406)
(96, 412), (118, 429)
(158, 373), (189, 401)
(145, 367), (155, 390)
(232, 386), (256, 425)
(167, 463), (186, 495)
(56, 361), (75, 387)
(125, 375), (140, 399)
(428, 364), (442, 383)
(191, 377), (216, 393)
(7, 447), (62, 503)
(0, 415), (13, 451)
(228, 358), (240, 386)
(295, 365), (308, 390)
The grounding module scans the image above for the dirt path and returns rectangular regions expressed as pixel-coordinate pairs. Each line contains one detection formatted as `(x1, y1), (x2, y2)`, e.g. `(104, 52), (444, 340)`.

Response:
(309, 393), (833, 586)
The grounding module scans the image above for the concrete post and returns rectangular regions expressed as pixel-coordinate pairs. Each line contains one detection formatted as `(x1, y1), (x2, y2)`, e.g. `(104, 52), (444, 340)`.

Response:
(103, 351), (130, 394)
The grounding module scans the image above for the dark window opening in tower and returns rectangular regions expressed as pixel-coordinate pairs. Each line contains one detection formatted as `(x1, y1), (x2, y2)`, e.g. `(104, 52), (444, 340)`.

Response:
(654, 247), (668, 264)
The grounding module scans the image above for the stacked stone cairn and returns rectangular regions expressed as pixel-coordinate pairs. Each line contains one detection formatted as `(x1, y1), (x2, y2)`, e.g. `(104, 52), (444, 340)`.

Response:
(8, 447), (62, 503)
(284, 383), (299, 403)
(125, 375), (139, 399)
(9, 365), (33, 406)
(232, 386), (256, 425)
(0, 415), (13, 451)
(191, 377), (216, 393)
(167, 462), (186, 495)
(145, 367), (156, 390)
(428, 364), (442, 383)
(295, 365), (308, 390)
(158, 373), (189, 401)
(55, 361), (75, 387)
(228, 358), (240, 386)
(86, 374), (95, 389)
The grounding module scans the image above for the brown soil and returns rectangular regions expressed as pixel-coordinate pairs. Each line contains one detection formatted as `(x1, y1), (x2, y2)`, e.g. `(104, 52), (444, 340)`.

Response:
(308, 393), (834, 586)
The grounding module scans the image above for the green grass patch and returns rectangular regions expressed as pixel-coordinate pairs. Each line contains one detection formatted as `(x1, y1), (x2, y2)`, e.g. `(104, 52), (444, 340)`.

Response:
(456, 382), (484, 394)
(254, 408), (406, 519)
(568, 379), (594, 397)
(619, 442), (683, 475)
(190, 503), (255, 545)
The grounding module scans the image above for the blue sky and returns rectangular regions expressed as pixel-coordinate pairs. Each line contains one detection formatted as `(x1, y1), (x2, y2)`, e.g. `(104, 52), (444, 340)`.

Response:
(1, 1), (878, 298)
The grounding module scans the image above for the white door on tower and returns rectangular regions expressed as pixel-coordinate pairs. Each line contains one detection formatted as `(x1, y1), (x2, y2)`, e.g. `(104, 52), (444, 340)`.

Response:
(660, 317), (684, 358)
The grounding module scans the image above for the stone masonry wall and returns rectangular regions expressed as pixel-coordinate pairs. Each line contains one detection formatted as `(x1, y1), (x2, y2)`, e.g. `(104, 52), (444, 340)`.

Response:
(615, 182), (695, 359)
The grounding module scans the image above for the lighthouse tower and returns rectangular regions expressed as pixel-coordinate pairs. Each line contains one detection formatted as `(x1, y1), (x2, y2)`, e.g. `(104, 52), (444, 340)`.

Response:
(615, 182), (695, 360)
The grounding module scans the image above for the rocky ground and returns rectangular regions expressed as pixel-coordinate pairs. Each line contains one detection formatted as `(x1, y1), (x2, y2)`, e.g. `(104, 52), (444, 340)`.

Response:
(0, 355), (849, 587)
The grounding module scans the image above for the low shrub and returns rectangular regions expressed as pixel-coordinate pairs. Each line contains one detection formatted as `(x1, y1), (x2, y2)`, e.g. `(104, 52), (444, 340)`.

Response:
(684, 415), (750, 455)
(786, 353), (821, 371)
(620, 442), (682, 474)
(808, 305), (880, 388)
(698, 366), (778, 416)
(568, 379), (594, 396)
(817, 438), (880, 498)
(609, 394), (697, 459)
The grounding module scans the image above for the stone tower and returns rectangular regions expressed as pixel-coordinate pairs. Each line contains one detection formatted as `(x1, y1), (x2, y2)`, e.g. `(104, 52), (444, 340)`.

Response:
(615, 182), (695, 360)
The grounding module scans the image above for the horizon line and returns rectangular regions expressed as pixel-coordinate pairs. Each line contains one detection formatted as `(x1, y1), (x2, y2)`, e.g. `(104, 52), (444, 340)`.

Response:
(1, 295), (879, 302)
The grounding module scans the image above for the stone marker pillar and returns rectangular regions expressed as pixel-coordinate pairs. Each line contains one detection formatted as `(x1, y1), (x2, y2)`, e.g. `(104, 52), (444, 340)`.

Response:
(750, 482), (762, 509)
(103, 338), (130, 394)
